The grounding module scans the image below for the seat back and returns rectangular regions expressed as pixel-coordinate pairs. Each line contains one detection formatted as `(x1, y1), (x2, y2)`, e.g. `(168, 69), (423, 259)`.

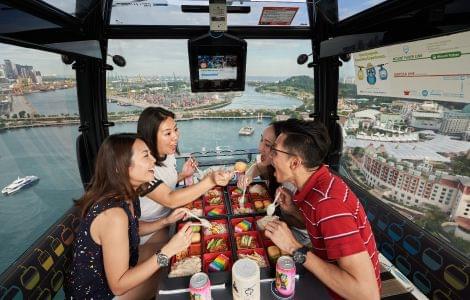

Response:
(346, 178), (470, 299)
(0, 207), (80, 299)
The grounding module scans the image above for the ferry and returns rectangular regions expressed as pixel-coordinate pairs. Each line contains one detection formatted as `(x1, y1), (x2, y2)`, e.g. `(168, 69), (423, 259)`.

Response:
(238, 126), (254, 136)
(2, 176), (39, 195)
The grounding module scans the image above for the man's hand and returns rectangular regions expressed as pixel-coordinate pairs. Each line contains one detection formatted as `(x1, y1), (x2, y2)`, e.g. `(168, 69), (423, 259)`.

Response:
(264, 220), (302, 255)
(277, 187), (298, 215)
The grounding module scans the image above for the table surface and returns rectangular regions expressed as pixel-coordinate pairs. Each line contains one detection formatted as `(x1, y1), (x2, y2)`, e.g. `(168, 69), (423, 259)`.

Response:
(158, 268), (330, 299)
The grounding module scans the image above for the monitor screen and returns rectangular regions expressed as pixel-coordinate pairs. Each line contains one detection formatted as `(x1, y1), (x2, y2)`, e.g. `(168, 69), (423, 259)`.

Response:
(198, 55), (237, 80)
(189, 33), (247, 92)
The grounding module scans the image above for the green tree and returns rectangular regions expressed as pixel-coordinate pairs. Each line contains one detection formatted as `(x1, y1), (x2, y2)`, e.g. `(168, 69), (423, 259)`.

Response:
(450, 155), (470, 177)
(18, 110), (26, 118)
(352, 147), (365, 157)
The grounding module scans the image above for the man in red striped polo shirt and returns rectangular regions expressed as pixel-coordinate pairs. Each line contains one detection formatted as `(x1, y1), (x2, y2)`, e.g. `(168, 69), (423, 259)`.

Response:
(264, 120), (380, 300)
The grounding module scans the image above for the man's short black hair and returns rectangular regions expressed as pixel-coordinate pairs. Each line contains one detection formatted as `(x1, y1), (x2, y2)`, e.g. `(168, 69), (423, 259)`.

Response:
(280, 120), (331, 169)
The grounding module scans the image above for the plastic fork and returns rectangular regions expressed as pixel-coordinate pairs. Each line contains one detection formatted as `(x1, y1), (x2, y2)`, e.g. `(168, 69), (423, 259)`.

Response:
(190, 156), (204, 178)
(266, 191), (281, 216)
(238, 162), (256, 208)
(183, 208), (211, 228)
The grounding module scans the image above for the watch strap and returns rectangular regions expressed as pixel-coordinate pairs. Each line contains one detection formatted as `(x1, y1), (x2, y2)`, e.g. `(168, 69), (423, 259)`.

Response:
(155, 250), (169, 267)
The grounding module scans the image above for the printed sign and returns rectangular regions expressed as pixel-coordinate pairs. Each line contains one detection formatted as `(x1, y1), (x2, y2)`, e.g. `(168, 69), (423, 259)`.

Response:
(259, 7), (298, 26)
(354, 31), (470, 103)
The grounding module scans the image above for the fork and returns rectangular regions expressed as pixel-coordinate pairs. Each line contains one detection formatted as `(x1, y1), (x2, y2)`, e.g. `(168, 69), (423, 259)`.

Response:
(266, 191), (281, 216)
(190, 156), (204, 178)
(183, 208), (211, 228)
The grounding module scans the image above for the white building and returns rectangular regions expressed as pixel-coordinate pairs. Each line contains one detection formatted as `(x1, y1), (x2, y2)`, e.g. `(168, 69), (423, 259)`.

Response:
(360, 145), (464, 214)
(452, 178), (470, 240)
(439, 106), (470, 135)
(410, 111), (442, 130)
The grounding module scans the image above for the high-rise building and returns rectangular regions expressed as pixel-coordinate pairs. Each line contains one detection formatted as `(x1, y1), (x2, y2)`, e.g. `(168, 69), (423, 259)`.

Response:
(440, 106), (470, 135)
(35, 71), (42, 84)
(3, 59), (16, 79)
(0, 65), (5, 79)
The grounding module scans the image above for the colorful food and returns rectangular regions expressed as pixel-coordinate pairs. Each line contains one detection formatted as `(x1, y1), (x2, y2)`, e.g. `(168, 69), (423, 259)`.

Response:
(206, 189), (223, 205)
(206, 189), (221, 198)
(249, 184), (269, 197)
(253, 199), (272, 212)
(191, 233), (201, 244)
(254, 200), (264, 210)
(234, 220), (252, 233)
(208, 253), (230, 272)
(169, 256), (201, 278)
(175, 248), (190, 261)
(267, 246), (281, 263)
(231, 188), (243, 197)
(239, 252), (267, 268)
(236, 235), (257, 249)
(234, 161), (247, 173)
(256, 215), (279, 230)
(204, 222), (227, 235)
(206, 238), (228, 252)
(233, 206), (253, 215)
(207, 207), (224, 216)
(207, 196), (222, 205)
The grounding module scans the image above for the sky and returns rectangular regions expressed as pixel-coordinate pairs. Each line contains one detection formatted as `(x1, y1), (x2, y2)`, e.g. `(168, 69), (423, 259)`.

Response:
(0, 1), (379, 78)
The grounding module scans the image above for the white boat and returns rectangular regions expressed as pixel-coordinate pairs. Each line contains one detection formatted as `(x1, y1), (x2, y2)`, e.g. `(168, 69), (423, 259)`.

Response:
(2, 176), (39, 195)
(239, 126), (254, 136)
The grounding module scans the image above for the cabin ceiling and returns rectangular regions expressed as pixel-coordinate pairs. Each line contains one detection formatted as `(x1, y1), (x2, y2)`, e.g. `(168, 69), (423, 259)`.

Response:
(0, 0), (469, 59)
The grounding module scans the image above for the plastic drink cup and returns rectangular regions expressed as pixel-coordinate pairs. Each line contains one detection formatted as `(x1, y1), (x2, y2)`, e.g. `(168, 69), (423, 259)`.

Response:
(232, 258), (260, 300)
(275, 256), (296, 297)
(189, 272), (211, 300)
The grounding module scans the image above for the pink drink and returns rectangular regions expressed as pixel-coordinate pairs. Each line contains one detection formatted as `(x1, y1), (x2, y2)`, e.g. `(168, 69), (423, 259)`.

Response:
(189, 272), (211, 300)
(275, 256), (296, 297)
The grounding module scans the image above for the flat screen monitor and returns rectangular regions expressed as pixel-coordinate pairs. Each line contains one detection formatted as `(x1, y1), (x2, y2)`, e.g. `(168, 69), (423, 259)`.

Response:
(189, 33), (247, 92)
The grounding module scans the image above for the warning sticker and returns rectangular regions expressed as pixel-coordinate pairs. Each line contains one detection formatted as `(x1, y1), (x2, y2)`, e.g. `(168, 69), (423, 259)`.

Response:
(259, 7), (299, 26)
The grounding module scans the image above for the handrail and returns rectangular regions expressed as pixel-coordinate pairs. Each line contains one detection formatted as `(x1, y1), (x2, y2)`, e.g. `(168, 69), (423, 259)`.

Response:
(177, 148), (259, 167)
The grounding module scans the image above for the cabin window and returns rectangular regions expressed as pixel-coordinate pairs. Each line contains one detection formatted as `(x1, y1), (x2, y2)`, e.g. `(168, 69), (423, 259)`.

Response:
(0, 43), (82, 274)
(105, 39), (313, 159)
(338, 33), (470, 257)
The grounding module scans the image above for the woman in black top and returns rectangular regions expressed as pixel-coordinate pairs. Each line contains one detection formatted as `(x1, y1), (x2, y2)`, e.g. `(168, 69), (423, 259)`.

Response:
(238, 120), (289, 198)
(65, 134), (193, 299)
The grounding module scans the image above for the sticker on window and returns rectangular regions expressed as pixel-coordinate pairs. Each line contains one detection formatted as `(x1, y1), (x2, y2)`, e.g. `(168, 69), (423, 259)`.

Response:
(259, 7), (299, 26)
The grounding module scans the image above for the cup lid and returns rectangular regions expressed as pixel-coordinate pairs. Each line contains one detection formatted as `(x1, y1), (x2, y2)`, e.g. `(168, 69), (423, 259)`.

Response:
(232, 258), (260, 278)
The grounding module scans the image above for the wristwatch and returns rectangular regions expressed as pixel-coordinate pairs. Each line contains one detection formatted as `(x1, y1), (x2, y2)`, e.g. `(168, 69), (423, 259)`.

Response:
(155, 250), (169, 267)
(292, 246), (309, 265)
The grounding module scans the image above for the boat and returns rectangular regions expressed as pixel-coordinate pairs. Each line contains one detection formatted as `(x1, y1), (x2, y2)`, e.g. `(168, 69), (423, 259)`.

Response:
(2, 176), (39, 195)
(239, 126), (254, 136)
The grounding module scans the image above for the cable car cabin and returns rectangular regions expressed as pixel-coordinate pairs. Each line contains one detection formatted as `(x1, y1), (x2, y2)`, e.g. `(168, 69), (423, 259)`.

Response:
(0, 0), (469, 299)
